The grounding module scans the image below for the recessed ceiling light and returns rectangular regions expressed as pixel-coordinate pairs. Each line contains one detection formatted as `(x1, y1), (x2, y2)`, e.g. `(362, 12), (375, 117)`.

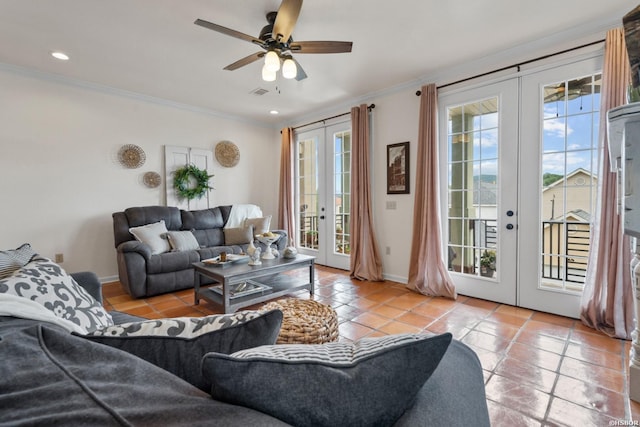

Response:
(270, 110), (279, 115)
(51, 51), (69, 61)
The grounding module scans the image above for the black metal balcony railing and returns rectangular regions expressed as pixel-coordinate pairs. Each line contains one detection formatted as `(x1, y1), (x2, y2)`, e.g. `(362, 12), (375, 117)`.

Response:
(541, 221), (590, 284)
(299, 213), (351, 253)
(448, 219), (590, 285)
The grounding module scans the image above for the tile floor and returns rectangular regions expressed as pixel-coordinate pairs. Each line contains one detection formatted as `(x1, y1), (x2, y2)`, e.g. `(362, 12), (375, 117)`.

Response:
(103, 265), (638, 426)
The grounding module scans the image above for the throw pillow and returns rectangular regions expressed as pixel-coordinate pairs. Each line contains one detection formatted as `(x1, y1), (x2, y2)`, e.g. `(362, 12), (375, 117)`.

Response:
(243, 216), (271, 235)
(0, 243), (36, 279)
(129, 220), (171, 255)
(82, 309), (283, 391)
(202, 333), (452, 427)
(223, 225), (254, 245)
(0, 257), (114, 333)
(166, 230), (200, 252)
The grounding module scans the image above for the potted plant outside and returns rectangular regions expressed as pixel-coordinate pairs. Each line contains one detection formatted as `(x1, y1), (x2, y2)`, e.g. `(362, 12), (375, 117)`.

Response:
(480, 250), (496, 277)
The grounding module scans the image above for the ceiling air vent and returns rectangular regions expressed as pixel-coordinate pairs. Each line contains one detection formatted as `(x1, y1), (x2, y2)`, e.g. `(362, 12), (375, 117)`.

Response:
(250, 87), (269, 96)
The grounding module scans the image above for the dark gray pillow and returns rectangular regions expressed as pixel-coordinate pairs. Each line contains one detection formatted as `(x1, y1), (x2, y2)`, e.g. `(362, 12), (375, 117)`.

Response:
(202, 333), (452, 427)
(79, 310), (283, 391)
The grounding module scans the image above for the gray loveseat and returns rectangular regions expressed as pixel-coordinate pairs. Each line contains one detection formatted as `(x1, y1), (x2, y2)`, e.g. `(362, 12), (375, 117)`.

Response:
(0, 271), (491, 426)
(113, 205), (287, 298)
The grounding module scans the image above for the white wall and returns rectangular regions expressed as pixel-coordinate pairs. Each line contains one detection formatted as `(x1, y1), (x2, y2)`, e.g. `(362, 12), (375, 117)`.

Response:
(0, 68), (280, 280)
(370, 89), (421, 283)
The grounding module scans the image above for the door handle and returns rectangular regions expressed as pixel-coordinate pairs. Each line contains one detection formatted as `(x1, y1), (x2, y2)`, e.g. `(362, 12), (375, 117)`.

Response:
(320, 215), (325, 220)
(506, 224), (514, 230)
(506, 210), (514, 217)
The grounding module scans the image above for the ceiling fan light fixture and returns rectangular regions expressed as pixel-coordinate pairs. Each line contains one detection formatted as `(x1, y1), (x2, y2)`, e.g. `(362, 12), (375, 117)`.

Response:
(262, 64), (276, 81)
(282, 57), (297, 79)
(265, 50), (280, 72)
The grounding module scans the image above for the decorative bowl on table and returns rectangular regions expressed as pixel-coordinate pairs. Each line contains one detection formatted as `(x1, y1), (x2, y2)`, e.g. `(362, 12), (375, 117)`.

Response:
(256, 233), (280, 259)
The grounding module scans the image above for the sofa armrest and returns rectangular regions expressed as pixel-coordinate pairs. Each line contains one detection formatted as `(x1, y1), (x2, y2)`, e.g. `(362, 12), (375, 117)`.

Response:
(272, 230), (288, 251)
(117, 240), (152, 260)
(70, 271), (103, 304)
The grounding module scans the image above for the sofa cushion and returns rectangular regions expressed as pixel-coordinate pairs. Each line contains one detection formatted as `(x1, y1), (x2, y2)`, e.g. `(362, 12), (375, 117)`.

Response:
(181, 207), (225, 230)
(202, 333), (452, 427)
(166, 230), (200, 252)
(82, 310), (283, 391)
(0, 257), (114, 333)
(0, 243), (36, 279)
(0, 321), (290, 426)
(224, 225), (254, 245)
(129, 220), (172, 255)
(125, 205), (182, 230)
(146, 250), (200, 274)
(244, 216), (271, 235)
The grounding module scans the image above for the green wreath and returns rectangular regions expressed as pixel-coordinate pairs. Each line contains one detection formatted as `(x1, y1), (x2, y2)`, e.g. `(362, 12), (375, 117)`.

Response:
(173, 164), (213, 200)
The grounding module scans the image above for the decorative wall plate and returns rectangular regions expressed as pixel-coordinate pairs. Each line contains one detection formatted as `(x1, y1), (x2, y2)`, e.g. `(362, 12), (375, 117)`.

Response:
(118, 144), (146, 169)
(143, 171), (162, 188)
(215, 140), (240, 167)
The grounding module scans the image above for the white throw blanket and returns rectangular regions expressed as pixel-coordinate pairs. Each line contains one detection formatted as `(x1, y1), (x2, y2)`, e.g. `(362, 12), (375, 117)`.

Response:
(0, 293), (86, 334)
(225, 204), (263, 229)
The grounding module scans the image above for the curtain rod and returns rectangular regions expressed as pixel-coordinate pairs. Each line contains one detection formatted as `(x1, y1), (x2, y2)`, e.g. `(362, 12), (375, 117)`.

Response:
(291, 104), (375, 131)
(415, 38), (605, 96)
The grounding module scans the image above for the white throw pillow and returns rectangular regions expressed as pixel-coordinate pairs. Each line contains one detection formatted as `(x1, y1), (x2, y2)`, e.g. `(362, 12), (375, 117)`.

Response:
(166, 230), (200, 252)
(244, 216), (272, 235)
(129, 220), (171, 255)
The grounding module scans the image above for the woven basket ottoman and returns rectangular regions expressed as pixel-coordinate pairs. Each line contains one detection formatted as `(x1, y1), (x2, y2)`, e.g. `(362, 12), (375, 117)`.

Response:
(261, 298), (339, 344)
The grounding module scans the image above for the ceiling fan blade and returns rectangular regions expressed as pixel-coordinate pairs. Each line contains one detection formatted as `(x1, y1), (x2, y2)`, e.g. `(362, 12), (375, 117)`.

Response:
(223, 52), (264, 71)
(273, 0), (302, 42)
(293, 58), (307, 81)
(290, 41), (353, 54)
(194, 18), (265, 47)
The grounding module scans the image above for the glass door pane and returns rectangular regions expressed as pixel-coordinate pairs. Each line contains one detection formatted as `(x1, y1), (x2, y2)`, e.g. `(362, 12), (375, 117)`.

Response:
(298, 136), (319, 250)
(540, 73), (600, 292)
(447, 97), (499, 279)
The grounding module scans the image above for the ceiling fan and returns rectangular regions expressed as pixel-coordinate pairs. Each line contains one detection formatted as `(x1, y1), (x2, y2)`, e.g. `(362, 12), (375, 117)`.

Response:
(194, 0), (353, 81)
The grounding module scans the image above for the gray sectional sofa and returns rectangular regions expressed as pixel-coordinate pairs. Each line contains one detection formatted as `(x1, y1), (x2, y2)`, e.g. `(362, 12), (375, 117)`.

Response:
(113, 205), (287, 298)
(0, 271), (491, 426)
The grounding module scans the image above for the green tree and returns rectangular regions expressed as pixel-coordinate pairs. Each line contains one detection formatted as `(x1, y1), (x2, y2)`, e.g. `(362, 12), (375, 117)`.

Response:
(543, 173), (563, 187)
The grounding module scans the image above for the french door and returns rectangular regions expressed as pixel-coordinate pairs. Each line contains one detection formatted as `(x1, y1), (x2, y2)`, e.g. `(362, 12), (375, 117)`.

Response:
(519, 58), (601, 317)
(295, 121), (351, 270)
(440, 55), (602, 318)
(439, 79), (519, 305)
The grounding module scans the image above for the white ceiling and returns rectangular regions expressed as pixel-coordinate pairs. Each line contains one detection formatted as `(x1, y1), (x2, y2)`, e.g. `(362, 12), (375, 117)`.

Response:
(0, 0), (637, 126)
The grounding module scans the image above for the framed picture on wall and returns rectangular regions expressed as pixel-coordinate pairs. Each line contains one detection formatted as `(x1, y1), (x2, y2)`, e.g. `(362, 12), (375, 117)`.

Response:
(387, 142), (410, 194)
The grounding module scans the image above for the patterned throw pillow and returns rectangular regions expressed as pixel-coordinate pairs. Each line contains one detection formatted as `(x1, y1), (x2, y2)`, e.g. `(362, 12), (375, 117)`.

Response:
(166, 230), (200, 251)
(0, 257), (114, 333)
(0, 243), (36, 279)
(202, 333), (453, 427)
(82, 310), (283, 391)
(129, 220), (171, 255)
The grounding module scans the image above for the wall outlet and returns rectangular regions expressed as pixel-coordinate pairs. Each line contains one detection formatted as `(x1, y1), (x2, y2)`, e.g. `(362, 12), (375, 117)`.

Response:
(55, 253), (64, 263)
(385, 246), (391, 255)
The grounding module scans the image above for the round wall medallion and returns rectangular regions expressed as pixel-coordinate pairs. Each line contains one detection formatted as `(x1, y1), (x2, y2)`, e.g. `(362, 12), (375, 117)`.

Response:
(143, 171), (162, 188)
(118, 144), (146, 169)
(215, 140), (240, 167)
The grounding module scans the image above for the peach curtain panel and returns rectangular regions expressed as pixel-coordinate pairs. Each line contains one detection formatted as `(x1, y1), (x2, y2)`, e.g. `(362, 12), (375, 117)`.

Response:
(350, 104), (383, 281)
(580, 28), (633, 339)
(407, 84), (457, 299)
(277, 127), (296, 245)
